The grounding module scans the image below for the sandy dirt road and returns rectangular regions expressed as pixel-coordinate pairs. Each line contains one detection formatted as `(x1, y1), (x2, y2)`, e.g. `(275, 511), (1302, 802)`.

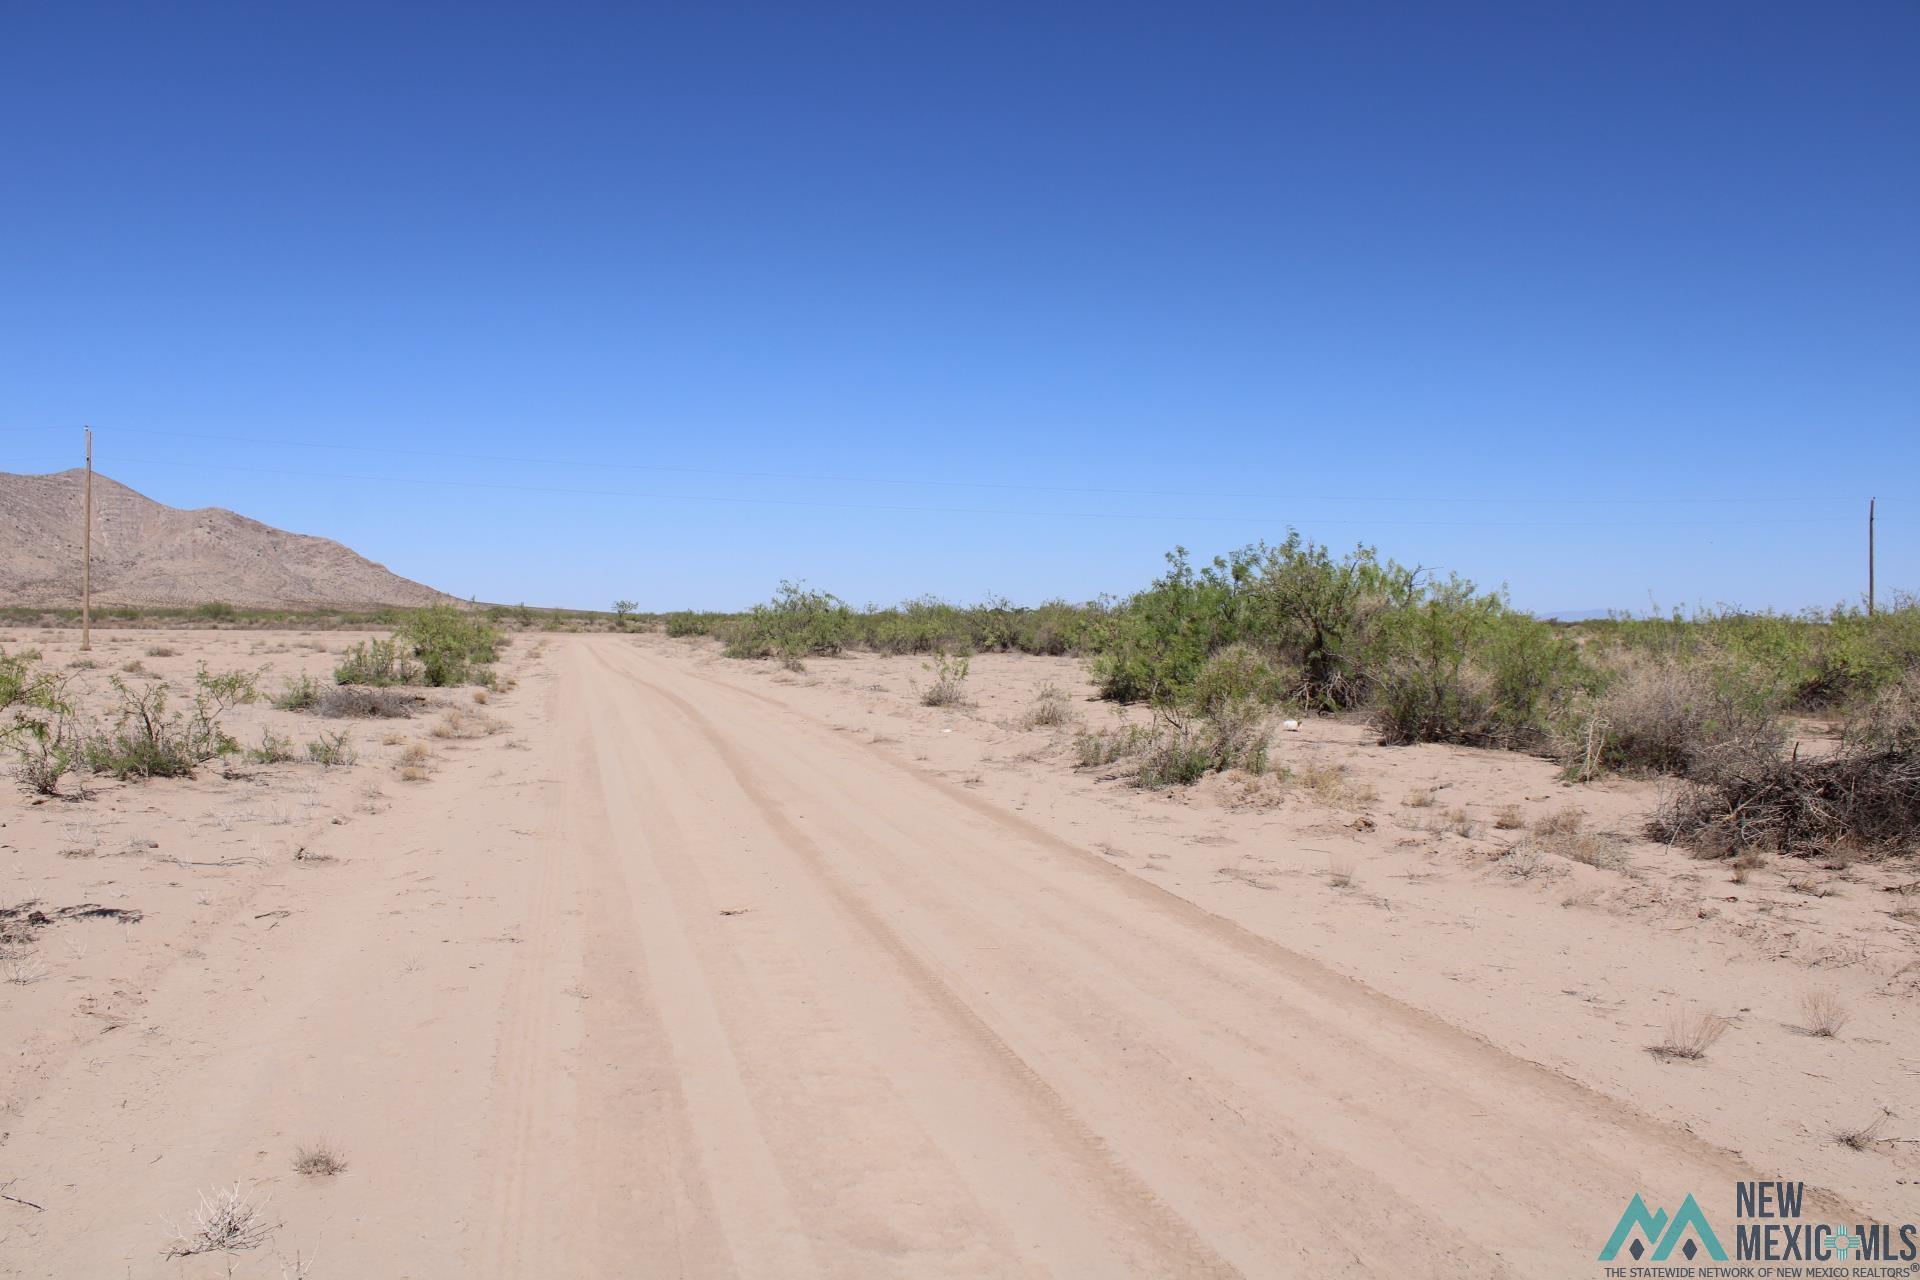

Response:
(2, 635), (1859, 1277)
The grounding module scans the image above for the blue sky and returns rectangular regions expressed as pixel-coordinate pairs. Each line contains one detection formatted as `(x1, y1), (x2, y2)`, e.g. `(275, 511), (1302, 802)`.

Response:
(2, 2), (1914, 614)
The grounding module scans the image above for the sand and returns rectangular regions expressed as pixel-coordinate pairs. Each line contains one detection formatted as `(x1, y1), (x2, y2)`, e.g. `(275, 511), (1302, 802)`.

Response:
(0, 630), (1913, 1276)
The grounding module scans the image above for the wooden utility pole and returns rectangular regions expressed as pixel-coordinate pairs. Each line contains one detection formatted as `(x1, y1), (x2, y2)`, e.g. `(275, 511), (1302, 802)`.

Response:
(81, 426), (92, 651)
(1868, 496), (1876, 617)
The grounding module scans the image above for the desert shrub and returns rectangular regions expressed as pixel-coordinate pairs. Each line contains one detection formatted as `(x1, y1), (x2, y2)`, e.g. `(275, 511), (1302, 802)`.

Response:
(1847, 669), (1920, 754)
(1564, 655), (1783, 778)
(195, 664), (262, 710)
(334, 638), (421, 686)
(723, 583), (853, 662)
(1022, 683), (1075, 728)
(84, 676), (237, 779)
(664, 611), (727, 638)
(1074, 724), (1151, 767)
(316, 686), (420, 718)
(1370, 581), (1588, 747)
(306, 731), (357, 767)
(193, 602), (237, 621)
(246, 730), (297, 764)
(7, 667), (82, 796)
(396, 605), (502, 687)
(272, 674), (321, 710)
(1234, 534), (1407, 708)
(1133, 702), (1271, 788)
(920, 653), (972, 707)
(145, 645), (177, 658)
(1188, 644), (1295, 716)
(1088, 549), (1245, 705)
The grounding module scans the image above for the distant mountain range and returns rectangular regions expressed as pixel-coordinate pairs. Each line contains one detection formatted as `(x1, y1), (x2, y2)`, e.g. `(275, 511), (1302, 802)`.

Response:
(0, 469), (448, 609)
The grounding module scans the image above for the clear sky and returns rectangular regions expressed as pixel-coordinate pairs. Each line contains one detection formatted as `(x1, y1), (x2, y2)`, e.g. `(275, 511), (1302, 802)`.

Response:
(3, 2), (1914, 614)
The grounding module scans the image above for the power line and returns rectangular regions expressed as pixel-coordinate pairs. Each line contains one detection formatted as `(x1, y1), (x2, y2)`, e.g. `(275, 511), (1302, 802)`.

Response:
(23, 422), (1890, 507)
(89, 453), (1860, 529)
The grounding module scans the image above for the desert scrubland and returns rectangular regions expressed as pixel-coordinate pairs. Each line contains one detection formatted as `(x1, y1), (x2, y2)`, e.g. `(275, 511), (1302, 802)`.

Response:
(0, 570), (1915, 1275)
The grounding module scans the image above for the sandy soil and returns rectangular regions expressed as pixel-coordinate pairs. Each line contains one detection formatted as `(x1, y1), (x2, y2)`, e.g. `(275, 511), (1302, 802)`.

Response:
(0, 630), (1914, 1276)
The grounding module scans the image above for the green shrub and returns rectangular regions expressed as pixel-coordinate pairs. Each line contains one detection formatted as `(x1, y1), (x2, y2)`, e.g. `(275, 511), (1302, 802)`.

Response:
(1187, 644), (1294, 716)
(1369, 581), (1590, 748)
(273, 673), (322, 710)
(920, 653), (972, 707)
(335, 638), (421, 686)
(396, 605), (502, 687)
(84, 676), (237, 779)
(247, 730), (297, 764)
(723, 583), (853, 661)
(1134, 703), (1271, 789)
(664, 611), (727, 638)
(306, 730), (357, 767)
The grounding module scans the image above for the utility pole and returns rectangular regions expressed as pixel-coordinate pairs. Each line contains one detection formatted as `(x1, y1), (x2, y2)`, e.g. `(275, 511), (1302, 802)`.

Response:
(81, 426), (93, 651)
(1868, 496), (1876, 617)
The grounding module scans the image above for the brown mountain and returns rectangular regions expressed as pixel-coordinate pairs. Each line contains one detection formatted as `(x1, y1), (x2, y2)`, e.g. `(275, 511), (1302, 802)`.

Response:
(0, 469), (449, 610)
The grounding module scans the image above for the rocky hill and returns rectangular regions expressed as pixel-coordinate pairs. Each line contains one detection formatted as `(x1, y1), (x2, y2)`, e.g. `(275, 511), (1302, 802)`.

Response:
(0, 469), (449, 609)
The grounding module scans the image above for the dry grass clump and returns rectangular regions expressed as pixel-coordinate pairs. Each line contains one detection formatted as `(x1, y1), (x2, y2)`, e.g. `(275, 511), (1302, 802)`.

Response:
(1326, 854), (1356, 888)
(1430, 807), (1476, 837)
(145, 645), (177, 658)
(163, 1183), (278, 1257)
(1799, 989), (1850, 1038)
(1649, 1009), (1731, 1061)
(1836, 1109), (1895, 1152)
(1522, 806), (1622, 867)
(1296, 762), (1375, 810)
(292, 1141), (347, 1177)
(471, 688), (490, 704)
(1492, 803), (1524, 830)
(1022, 683), (1075, 729)
(1563, 656), (1783, 780)
(431, 707), (503, 739)
(2, 952), (49, 985)
(1400, 787), (1436, 808)
(1075, 724), (1150, 768)
(395, 742), (433, 782)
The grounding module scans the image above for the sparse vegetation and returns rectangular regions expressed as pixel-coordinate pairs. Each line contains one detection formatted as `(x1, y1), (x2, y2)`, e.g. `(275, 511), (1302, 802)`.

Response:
(1799, 989), (1850, 1038)
(1651, 1009), (1731, 1061)
(316, 686), (419, 718)
(84, 673), (240, 779)
(306, 730), (357, 767)
(163, 1183), (278, 1258)
(1022, 683), (1075, 729)
(272, 673), (322, 710)
(431, 706), (502, 739)
(292, 1141), (347, 1177)
(247, 730), (297, 764)
(920, 652), (973, 708)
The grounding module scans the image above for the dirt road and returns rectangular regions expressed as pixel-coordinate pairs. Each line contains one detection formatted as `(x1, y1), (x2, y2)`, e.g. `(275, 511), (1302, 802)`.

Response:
(2, 636), (1851, 1277)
